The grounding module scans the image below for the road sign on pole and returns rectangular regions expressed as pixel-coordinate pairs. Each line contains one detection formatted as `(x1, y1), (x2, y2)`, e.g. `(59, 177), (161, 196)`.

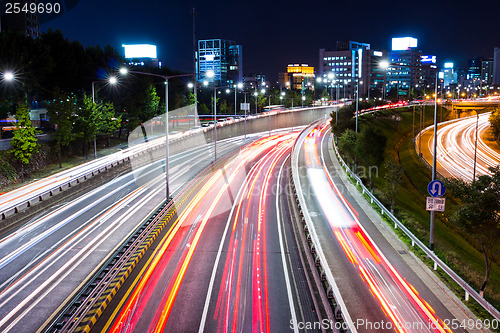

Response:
(241, 102), (250, 111)
(426, 197), (446, 212)
(427, 180), (446, 197)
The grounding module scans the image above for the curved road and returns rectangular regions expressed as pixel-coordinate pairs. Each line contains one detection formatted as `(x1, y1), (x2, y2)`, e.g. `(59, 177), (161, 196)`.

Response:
(419, 113), (500, 181)
(295, 120), (473, 332)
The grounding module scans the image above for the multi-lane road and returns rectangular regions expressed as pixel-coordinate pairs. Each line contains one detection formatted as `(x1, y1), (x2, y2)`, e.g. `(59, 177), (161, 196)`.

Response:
(0, 134), (252, 332)
(0, 114), (487, 333)
(97, 133), (319, 332)
(294, 120), (474, 332)
(419, 112), (500, 181)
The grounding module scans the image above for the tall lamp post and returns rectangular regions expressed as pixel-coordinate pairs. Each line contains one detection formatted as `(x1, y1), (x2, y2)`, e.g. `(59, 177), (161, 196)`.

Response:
(203, 78), (225, 162)
(119, 67), (210, 201)
(429, 73), (439, 251)
(234, 82), (243, 115)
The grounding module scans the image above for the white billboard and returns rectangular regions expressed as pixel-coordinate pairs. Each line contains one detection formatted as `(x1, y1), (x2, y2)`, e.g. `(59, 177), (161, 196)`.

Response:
(391, 37), (418, 51)
(123, 44), (157, 59)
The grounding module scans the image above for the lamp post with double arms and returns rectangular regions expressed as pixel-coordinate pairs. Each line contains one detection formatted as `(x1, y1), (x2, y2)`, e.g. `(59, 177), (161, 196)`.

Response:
(119, 67), (209, 201)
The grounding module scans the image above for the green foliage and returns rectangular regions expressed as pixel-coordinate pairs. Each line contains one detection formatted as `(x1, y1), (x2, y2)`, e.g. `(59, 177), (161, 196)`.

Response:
(142, 85), (160, 121)
(11, 103), (39, 167)
(383, 160), (404, 213)
(198, 103), (210, 115)
(356, 126), (386, 168)
(98, 102), (121, 137)
(74, 95), (120, 156)
(337, 129), (357, 163)
(75, 94), (99, 153)
(489, 108), (500, 141)
(445, 166), (500, 293)
(218, 99), (229, 114)
(46, 92), (77, 167)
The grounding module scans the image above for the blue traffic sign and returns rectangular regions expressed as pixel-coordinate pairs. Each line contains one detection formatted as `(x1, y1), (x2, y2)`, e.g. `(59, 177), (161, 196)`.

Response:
(428, 180), (446, 197)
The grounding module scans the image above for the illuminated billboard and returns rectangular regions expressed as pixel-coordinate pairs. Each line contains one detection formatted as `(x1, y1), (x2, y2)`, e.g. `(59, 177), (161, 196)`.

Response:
(391, 37), (418, 51)
(444, 62), (454, 68)
(421, 55), (436, 63)
(122, 44), (157, 59)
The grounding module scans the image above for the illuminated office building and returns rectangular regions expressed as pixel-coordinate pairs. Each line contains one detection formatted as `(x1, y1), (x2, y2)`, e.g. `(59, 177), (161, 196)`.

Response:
(386, 37), (423, 98)
(0, 0), (39, 38)
(319, 41), (372, 99)
(279, 64), (315, 91)
(197, 39), (243, 87)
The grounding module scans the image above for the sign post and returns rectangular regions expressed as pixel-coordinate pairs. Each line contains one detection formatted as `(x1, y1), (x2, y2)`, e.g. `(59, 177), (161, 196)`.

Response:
(241, 102), (250, 140)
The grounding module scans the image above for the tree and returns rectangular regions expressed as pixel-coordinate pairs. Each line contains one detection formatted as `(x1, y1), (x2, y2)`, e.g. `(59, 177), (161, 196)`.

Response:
(338, 129), (357, 165)
(46, 92), (77, 168)
(142, 85), (160, 121)
(11, 102), (39, 182)
(445, 166), (500, 296)
(488, 108), (500, 141)
(97, 102), (120, 147)
(383, 160), (404, 213)
(75, 94), (99, 158)
(355, 127), (386, 188)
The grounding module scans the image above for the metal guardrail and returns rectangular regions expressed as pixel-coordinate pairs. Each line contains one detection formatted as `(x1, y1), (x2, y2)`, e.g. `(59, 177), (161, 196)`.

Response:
(1, 106), (333, 221)
(332, 133), (500, 321)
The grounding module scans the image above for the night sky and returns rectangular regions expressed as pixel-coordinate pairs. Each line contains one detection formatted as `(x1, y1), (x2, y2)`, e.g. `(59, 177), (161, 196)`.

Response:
(39, 0), (500, 81)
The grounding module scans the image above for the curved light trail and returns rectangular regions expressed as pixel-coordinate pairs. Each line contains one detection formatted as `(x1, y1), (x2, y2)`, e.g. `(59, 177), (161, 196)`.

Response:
(420, 113), (500, 181)
(106, 133), (305, 333)
(299, 121), (452, 332)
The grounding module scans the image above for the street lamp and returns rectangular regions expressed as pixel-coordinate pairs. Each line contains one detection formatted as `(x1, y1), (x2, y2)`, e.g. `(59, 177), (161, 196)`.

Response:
(235, 82), (243, 115)
(118, 67), (207, 201)
(3, 72), (14, 82)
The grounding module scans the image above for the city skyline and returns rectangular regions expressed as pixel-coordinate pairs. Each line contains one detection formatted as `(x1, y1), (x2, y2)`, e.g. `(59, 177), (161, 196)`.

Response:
(40, 0), (500, 80)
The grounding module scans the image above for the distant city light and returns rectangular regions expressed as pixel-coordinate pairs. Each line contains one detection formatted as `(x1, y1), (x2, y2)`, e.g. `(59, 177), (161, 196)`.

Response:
(122, 44), (157, 59)
(391, 37), (418, 51)
(444, 62), (454, 68)
(373, 51), (383, 57)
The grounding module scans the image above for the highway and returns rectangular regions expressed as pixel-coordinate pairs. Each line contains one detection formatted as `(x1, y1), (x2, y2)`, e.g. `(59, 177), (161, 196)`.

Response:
(294, 120), (464, 332)
(419, 112), (500, 181)
(99, 133), (319, 333)
(0, 134), (254, 333)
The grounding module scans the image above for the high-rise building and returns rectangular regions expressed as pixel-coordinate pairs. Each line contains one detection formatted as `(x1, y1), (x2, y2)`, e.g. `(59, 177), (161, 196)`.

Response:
(319, 41), (371, 99)
(481, 58), (494, 85)
(0, 0), (39, 38)
(279, 64), (315, 91)
(386, 37), (423, 98)
(197, 39), (243, 87)
(493, 47), (500, 86)
(421, 55), (439, 94)
(468, 58), (482, 80)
